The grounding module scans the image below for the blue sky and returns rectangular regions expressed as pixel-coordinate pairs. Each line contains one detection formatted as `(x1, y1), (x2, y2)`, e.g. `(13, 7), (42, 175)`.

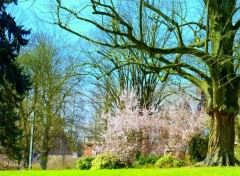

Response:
(8, 0), (91, 42)
(9, 0), (50, 31)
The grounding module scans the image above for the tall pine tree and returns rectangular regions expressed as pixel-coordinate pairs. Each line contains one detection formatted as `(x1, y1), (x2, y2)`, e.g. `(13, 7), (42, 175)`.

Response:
(0, 0), (30, 160)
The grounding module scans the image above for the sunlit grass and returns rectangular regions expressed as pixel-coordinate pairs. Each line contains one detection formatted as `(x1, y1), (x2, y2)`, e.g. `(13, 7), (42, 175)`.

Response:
(1, 167), (240, 176)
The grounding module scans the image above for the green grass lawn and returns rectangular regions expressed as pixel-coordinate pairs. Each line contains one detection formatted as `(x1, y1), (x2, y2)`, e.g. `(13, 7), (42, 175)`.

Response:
(1, 167), (240, 176)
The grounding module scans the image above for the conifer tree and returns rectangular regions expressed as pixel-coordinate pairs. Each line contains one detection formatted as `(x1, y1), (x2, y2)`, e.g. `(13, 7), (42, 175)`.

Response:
(0, 0), (30, 160)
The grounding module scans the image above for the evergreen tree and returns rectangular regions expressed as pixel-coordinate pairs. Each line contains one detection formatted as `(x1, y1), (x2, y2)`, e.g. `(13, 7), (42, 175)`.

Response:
(0, 0), (30, 160)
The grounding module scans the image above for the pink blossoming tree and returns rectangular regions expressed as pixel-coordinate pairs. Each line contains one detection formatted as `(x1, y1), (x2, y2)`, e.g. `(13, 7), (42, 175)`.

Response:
(94, 91), (207, 163)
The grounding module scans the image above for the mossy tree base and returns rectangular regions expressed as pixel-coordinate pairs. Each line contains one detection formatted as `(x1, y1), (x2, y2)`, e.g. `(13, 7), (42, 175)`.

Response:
(196, 156), (240, 166)
(196, 111), (240, 166)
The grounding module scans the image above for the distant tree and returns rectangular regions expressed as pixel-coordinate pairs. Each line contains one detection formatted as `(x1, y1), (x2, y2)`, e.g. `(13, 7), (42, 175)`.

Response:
(0, 0), (30, 161)
(18, 33), (82, 170)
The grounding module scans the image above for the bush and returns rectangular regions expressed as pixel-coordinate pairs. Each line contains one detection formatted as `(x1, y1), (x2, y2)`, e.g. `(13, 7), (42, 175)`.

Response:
(183, 155), (195, 166)
(91, 153), (126, 170)
(155, 155), (174, 168)
(138, 155), (159, 165)
(155, 155), (185, 168)
(189, 133), (208, 162)
(173, 159), (185, 167)
(132, 155), (159, 168)
(74, 157), (95, 170)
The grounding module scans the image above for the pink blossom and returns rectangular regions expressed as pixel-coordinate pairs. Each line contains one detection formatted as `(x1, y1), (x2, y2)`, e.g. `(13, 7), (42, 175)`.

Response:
(94, 90), (207, 161)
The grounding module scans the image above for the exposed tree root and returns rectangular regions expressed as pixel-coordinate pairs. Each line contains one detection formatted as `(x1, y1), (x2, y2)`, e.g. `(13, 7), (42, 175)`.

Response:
(195, 156), (240, 167)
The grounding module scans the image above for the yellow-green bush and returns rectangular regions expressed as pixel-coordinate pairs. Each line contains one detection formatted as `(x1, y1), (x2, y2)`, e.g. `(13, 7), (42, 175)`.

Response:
(155, 155), (185, 168)
(74, 157), (95, 170)
(91, 153), (126, 170)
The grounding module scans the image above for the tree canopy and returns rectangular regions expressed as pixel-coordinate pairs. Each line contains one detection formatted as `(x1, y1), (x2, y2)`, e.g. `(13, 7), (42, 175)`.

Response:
(54, 0), (240, 166)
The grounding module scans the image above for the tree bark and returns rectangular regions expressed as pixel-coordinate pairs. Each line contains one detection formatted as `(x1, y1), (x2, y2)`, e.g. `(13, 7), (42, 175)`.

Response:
(40, 126), (50, 170)
(40, 151), (48, 170)
(202, 112), (236, 166)
(200, 79), (240, 166)
(198, 0), (240, 166)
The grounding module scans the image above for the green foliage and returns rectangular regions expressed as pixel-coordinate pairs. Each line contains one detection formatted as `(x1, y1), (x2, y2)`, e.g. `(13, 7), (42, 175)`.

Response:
(155, 155), (185, 168)
(234, 145), (240, 161)
(132, 155), (159, 168)
(138, 155), (159, 165)
(131, 161), (141, 168)
(155, 155), (174, 168)
(0, 0), (30, 161)
(173, 159), (185, 168)
(189, 134), (208, 162)
(0, 104), (22, 160)
(182, 155), (195, 166)
(75, 157), (95, 170)
(91, 153), (126, 170)
(0, 0), (30, 95)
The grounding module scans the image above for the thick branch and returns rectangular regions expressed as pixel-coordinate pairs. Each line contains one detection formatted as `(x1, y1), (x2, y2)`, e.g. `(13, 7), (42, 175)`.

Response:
(233, 18), (240, 31)
(148, 46), (208, 59)
(91, 0), (133, 33)
(152, 55), (211, 83)
(168, 22), (206, 31)
(56, 1), (209, 61)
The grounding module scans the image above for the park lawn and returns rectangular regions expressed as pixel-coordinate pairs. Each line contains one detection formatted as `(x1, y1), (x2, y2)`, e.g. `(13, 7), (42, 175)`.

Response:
(1, 167), (240, 176)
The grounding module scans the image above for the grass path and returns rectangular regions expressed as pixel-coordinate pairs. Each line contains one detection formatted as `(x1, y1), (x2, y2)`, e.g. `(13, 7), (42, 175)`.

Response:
(1, 167), (240, 176)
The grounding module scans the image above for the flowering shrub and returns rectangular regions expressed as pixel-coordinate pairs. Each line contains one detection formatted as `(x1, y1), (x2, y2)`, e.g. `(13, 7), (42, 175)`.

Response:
(94, 90), (207, 163)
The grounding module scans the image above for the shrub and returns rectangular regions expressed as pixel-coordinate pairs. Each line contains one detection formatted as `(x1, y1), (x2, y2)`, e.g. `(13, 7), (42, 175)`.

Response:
(189, 133), (208, 162)
(131, 161), (156, 168)
(183, 155), (195, 166)
(91, 153), (126, 170)
(131, 161), (141, 168)
(173, 159), (185, 167)
(155, 155), (174, 168)
(74, 157), (95, 170)
(155, 155), (185, 168)
(132, 155), (159, 168)
(138, 155), (159, 165)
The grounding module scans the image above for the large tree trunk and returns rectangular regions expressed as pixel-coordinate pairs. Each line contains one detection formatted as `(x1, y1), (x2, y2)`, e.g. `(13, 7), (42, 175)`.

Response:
(203, 112), (236, 166)
(200, 0), (240, 166)
(200, 78), (240, 166)
(201, 80), (240, 166)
